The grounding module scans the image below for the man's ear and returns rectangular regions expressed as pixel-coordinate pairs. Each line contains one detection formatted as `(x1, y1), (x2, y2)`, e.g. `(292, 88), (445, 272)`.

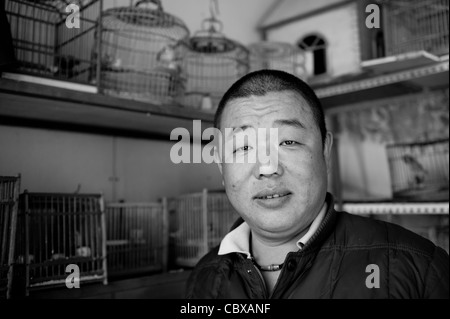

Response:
(323, 131), (333, 174)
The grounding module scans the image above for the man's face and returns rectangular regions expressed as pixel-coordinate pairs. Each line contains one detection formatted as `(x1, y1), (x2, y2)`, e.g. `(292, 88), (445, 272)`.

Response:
(216, 90), (333, 240)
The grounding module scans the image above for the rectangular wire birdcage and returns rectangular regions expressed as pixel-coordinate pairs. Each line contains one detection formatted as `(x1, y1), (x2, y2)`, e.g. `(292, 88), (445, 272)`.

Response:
(4, 0), (101, 84)
(105, 200), (168, 277)
(0, 175), (21, 300)
(383, 0), (449, 56)
(386, 139), (449, 201)
(168, 189), (239, 268)
(15, 192), (107, 294)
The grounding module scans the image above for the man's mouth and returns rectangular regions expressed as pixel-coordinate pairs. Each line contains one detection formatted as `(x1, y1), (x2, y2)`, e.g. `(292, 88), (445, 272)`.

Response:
(254, 191), (291, 200)
(253, 190), (292, 209)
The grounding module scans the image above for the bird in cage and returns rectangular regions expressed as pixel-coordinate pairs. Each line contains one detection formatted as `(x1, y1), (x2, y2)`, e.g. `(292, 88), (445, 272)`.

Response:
(76, 246), (92, 257)
(74, 230), (92, 257)
(51, 251), (66, 261)
(402, 154), (428, 189)
(156, 43), (182, 73)
(51, 55), (81, 79)
(155, 43), (186, 95)
(16, 254), (34, 264)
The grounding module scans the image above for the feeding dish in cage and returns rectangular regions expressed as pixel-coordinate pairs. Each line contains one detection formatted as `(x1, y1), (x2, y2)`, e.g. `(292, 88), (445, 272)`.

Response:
(248, 41), (306, 78)
(386, 139), (449, 201)
(181, 17), (249, 110)
(97, 0), (189, 105)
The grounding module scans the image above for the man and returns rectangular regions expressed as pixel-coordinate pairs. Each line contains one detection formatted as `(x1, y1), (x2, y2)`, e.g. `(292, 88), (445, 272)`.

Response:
(185, 70), (449, 299)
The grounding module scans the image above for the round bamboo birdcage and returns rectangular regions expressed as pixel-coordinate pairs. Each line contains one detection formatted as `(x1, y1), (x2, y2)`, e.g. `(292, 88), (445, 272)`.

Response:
(97, 0), (189, 105)
(181, 17), (249, 111)
(248, 41), (307, 80)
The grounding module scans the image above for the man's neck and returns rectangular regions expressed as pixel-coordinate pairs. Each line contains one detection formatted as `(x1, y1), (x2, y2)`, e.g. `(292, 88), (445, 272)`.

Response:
(218, 197), (329, 260)
(250, 201), (328, 296)
(250, 229), (307, 266)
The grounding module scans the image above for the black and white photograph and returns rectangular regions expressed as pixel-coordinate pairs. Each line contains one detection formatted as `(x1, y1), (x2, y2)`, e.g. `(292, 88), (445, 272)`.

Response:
(0, 0), (448, 305)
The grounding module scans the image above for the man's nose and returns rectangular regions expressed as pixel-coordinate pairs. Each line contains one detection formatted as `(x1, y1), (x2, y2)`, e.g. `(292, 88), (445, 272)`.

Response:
(254, 147), (282, 178)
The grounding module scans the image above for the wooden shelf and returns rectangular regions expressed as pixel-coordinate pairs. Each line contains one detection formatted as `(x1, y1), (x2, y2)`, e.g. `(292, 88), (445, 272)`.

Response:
(0, 76), (215, 138)
(316, 59), (449, 109)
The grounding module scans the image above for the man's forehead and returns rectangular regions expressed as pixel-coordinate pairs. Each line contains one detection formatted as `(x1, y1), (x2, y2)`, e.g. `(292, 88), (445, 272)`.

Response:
(219, 91), (313, 129)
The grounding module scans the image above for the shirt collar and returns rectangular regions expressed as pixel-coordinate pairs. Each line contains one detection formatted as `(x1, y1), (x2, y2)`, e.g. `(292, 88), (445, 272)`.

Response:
(218, 200), (328, 257)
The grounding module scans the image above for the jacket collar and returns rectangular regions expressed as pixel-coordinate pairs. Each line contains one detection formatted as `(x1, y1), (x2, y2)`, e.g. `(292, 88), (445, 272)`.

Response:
(302, 193), (337, 253)
(218, 193), (333, 257)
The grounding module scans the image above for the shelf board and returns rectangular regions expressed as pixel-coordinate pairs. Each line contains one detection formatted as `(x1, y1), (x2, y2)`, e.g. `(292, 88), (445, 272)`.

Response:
(0, 76), (215, 138)
(316, 59), (449, 109)
(341, 202), (449, 215)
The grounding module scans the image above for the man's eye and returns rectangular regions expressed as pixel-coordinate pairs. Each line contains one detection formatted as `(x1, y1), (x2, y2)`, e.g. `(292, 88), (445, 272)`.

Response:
(280, 140), (298, 146)
(234, 145), (251, 153)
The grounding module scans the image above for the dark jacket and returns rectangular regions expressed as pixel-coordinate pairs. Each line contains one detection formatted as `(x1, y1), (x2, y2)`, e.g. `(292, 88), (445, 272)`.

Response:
(186, 195), (449, 299)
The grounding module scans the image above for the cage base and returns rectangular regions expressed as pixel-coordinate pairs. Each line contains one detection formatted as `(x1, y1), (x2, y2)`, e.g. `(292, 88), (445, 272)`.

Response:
(393, 186), (449, 201)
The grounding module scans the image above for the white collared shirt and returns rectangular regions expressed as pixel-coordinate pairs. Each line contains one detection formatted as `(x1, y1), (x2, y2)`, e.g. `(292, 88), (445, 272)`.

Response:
(218, 201), (328, 258)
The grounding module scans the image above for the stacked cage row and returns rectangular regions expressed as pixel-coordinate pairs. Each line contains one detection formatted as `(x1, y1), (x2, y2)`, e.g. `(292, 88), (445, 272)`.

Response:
(2, 186), (237, 296)
(4, 0), (307, 111)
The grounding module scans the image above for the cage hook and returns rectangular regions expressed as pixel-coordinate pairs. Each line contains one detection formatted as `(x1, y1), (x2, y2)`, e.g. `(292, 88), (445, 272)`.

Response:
(209, 0), (220, 20)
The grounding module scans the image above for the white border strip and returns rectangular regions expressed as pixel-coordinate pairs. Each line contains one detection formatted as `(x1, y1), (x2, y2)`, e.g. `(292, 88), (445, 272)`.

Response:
(341, 202), (449, 215)
(1, 72), (98, 94)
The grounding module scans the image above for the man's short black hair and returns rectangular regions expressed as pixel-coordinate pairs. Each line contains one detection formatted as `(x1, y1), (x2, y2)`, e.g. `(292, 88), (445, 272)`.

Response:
(214, 69), (327, 145)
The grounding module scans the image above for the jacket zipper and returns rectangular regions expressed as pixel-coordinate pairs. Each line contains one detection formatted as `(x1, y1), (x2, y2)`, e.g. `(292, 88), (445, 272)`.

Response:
(246, 252), (304, 298)
(254, 263), (269, 299)
(247, 257), (269, 299)
(269, 266), (286, 298)
(269, 252), (303, 298)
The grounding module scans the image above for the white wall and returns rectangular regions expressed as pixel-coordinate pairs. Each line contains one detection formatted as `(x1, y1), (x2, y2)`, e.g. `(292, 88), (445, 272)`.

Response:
(265, 1), (361, 78)
(0, 125), (223, 202)
(261, 0), (346, 28)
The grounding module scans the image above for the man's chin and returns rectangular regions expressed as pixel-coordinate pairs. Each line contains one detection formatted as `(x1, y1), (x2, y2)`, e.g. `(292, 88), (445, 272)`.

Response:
(249, 214), (297, 233)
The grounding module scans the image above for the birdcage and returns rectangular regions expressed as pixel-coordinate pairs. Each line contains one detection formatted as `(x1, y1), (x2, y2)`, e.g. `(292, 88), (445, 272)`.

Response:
(96, 0), (189, 105)
(4, 0), (101, 84)
(248, 41), (307, 79)
(386, 139), (449, 201)
(0, 175), (21, 299)
(168, 189), (239, 268)
(383, 0), (449, 56)
(105, 200), (168, 277)
(14, 192), (107, 295)
(181, 16), (249, 110)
